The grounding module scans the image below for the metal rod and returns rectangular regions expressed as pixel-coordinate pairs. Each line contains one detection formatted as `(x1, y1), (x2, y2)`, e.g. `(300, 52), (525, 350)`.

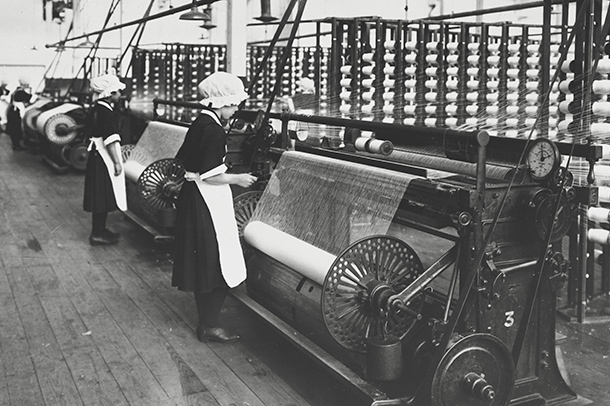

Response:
(426, 0), (573, 21)
(45, 0), (220, 48)
(248, 31), (331, 45)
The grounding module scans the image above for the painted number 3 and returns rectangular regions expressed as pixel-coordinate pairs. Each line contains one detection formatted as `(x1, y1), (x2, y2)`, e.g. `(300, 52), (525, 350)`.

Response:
(504, 310), (515, 328)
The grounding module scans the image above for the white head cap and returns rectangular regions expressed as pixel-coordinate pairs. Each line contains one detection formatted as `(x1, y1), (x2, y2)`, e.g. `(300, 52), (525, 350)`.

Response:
(198, 72), (248, 108)
(90, 74), (126, 99)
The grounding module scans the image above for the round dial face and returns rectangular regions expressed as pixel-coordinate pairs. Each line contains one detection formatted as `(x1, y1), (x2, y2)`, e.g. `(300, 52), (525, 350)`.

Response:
(526, 138), (560, 181)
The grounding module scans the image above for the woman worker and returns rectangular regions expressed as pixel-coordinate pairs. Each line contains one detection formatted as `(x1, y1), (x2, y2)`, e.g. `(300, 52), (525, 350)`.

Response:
(172, 72), (257, 343)
(83, 74), (127, 246)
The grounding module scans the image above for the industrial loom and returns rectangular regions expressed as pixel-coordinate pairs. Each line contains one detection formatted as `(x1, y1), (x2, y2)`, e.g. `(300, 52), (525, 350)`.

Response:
(231, 107), (597, 406)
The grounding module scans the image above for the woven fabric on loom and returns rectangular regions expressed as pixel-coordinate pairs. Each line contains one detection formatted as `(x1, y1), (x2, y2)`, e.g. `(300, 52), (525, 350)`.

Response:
(250, 151), (416, 255)
(129, 121), (188, 167)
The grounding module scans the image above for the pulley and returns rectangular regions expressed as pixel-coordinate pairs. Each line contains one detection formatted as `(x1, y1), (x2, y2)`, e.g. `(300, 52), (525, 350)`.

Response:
(430, 333), (515, 406)
(321, 235), (425, 353)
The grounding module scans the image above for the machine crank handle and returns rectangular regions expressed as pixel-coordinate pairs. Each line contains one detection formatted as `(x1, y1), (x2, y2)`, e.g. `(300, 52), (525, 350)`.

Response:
(390, 298), (423, 321)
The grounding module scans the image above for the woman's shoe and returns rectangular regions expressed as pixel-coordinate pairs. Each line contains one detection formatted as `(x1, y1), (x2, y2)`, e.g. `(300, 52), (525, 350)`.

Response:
(197, 326), (239, 343)
(89, 233), (119, 246)
(103, 228), (120, 239)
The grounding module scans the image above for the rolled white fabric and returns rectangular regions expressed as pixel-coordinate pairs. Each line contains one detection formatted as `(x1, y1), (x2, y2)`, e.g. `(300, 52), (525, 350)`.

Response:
(588, 228), (610, 246)
(588, 206), (610, 224)
(123, 160), (146, 183)
(244, 221), (336, 286)
(35, 103), (81, 136)
(599, 186), (610, 203)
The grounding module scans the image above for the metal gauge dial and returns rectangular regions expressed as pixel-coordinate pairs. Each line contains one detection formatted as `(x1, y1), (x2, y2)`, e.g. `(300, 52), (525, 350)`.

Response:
(526, 138), (561, 181)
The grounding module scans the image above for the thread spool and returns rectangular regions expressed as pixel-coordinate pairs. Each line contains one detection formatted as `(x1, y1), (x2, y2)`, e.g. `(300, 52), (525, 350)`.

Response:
(507, 56), (520, 66)
(447, 80), (459, 90)
(527, 44), (540, 53)
(487, 81), (499, 90)
(425, 118), (437, 127)
(507, 81), (519, 91)
(404, 105), (416, 115)
(589, 228), (610, 245)
(405, 53), (417, 64)
(446, 55), (459, 64)
(506, 118), (519, 127)
(447, 67), (459, 76)
(561, 60), (576, 73)
(465, 117), (478, 126)
(404, 79), (417, 89)
(506, 106), (519, 115)
(487, 56), (501, 66)
(488, 43), (500, 53)
(525, 106), (539, 116)
(466, 92), (479, 102)
(593, 102), (610, 116)
(446, 117), (458, 127)
(384, 40), (396, 50)
(405, 41), (417, 51)
(362, 91), (375, 102)
(593, 80), (610, 94)
(467, 55), (480, 64)
(340, 78), (352, 88)
(426, 54), (439, 64)
(425, 92), (438, 102)
(383, 104), (395, 115)
(340, 91), (351, 101)
(507, 43), (521, 53)
(526, 56), (540, 66)
(467, 80), (479, 90)
(404, 66), (417, 76)
(597, 59), (610, 74)
(591, 122), (610, 137)
(526, 82), (539, 91)
(426, 41), (440, 51)
(339, 104), (351, 114)
(467, 67), (480, 76)
(486, 118), (498, 126)
(361, 104), (374, 114)
(425, 79), (438, 89)
(487, 68), (500, 78)
(525, 93), (539, 103)
(600, 186), (610, 203)
(507, 93), (519, 102)
(362, 53), (375, 63)
(339, 65), (352, 75)
(447, 42), (459, 52)
(403, 118), (416, 125)
(486, 106), (498, 115)
(362, 78), (375, 88)
(425, 67), (438, 77)
(425, 105), (437, 114)
(507, 69), (520, 79)
(447, 92), (458, 102)
(383, 92), (395, 101)
(486, 93), (498, 103)
(383, 66), (395, 75)
(446, 105), (458, 115)
(354, 136), (394, 156)
(404, 92), (416, 102)
(466, 105), (478, 115)
(526, 69), (540, 79)
(362, 66), (375, 76)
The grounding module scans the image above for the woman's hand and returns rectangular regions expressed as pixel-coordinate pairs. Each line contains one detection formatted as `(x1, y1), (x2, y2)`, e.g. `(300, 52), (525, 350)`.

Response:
(113, 162), (122, 176)
(235, 173), (257, 188)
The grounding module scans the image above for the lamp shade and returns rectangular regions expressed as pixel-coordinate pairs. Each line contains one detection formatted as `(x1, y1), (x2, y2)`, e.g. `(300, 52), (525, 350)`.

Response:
(179, 6), (210, 21)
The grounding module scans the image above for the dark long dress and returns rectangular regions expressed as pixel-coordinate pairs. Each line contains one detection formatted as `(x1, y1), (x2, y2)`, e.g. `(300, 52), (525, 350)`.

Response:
(172, 110), (229, 293)
(83, 101), (120, 213)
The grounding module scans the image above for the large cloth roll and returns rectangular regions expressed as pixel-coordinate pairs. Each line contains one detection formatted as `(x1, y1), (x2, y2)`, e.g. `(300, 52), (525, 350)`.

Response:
(35, 103), (82, 137)
(124, 121), (188, 182)
(244, 221), (335, 285)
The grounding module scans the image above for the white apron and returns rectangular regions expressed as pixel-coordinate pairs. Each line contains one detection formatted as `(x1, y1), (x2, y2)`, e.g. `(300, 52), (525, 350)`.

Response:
(89, 136), (128, 212)
(184, 109), (247, 288)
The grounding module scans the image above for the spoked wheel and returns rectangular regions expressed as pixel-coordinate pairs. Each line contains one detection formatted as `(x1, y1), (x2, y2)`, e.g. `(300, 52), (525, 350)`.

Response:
(430, 333), (515, 406)
(68, 143), (88, 171)
(233, 190), (263, 255)
(322, 235), (425, 353)
(121, 144), (136, 163)
(45, 114), (78, 145)
(137, 159), (185, 216)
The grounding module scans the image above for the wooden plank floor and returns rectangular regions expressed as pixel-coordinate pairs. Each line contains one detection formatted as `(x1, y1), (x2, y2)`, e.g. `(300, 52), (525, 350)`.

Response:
(0, 131), (608, 405)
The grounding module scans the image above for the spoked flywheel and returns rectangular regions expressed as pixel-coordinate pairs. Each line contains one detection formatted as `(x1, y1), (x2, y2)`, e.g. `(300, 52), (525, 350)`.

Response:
(121, 144), (136, 163)
(233, 190), (263, 256)
(137, 158), (185, 216)
(322, 235), (425, 353)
